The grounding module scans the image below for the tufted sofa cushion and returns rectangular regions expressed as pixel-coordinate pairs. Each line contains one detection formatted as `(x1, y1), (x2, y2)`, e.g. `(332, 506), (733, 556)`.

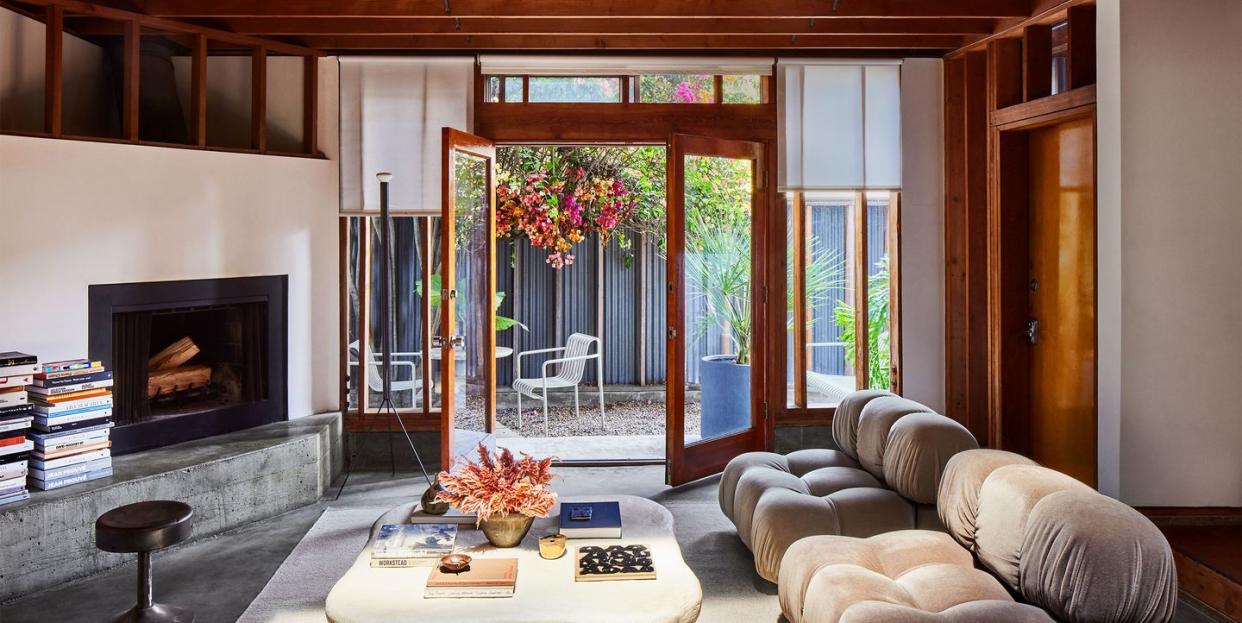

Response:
(779, 531), (1054, 623)
(779, 450), (1178, 623)
(719, 391), (978, 581)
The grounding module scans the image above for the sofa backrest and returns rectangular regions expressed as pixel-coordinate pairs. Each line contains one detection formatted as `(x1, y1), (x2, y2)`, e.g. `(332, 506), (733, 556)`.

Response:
(938, 449), (1178, 623)
(832, 391), (979, 504)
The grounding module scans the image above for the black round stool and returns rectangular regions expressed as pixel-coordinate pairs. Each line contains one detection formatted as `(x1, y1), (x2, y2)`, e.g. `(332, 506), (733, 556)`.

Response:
(95, 501), (195, 623)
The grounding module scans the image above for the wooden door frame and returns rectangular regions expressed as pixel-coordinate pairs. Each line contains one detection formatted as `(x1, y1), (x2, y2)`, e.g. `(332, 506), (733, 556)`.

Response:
(666, 133), (772, 486)
(986, 102), (1096, 459)
(440, 127), (499, 471)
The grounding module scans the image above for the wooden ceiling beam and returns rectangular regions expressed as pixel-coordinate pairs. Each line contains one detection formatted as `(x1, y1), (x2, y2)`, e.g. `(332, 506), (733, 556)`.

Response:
(192, 17), (997, 36)
(132, 0), (1029, 18)
(300, 34), (967, 50)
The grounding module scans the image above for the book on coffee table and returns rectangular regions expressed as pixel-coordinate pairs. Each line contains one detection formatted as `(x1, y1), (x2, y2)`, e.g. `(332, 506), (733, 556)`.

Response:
(370, 524), (457, 568)
(575, 544), (657, 582)
(425, 558), (518, 598)
(558, 501), (622, 538)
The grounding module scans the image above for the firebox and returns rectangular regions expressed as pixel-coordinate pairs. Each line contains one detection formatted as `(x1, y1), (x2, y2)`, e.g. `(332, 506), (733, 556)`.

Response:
(88, 276), (288, 455)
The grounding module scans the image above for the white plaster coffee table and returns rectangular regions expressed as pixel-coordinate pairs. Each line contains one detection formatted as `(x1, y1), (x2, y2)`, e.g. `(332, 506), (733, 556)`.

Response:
(325, 495), (702, 623)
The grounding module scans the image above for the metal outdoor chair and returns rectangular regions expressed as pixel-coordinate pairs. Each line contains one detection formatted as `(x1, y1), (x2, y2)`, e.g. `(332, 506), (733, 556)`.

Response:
(347, 340), (423, 406)
(513, 333), (605, 435)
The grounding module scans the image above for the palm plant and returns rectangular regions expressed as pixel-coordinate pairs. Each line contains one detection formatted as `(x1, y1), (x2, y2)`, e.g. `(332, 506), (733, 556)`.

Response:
(833, 256), (891, 389)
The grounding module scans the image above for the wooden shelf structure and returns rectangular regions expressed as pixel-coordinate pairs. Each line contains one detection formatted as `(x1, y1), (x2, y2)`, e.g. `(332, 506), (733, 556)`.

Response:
(1, 0), (323, 157)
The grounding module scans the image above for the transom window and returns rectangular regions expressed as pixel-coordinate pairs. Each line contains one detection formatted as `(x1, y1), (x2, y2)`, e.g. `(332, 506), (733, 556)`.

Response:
(483, 74), (767, 104)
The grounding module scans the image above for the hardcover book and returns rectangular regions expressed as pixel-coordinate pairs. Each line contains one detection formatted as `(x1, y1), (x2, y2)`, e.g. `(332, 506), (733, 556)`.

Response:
(0, 417), (33, 434)
(30, 388), (111, 405)
(0, 352), (37, 367)
(34, 365), (104, 381)
(370, 524), (457, 566)
(0, 403), (34, 420)
(30, 457), (112, 482)
(27, 379), (114, 397)
(0, 490), (31, 506)
(0, 391), (27, 407)
(33, 428), (111, 452)
(33, 440), (111, 460)
(0, 374), (32, 389)
(29, 466), (113, 491)
(558, 501), (622, 538)
(33, 397), (113, 416)
(424, 558), (518, 598)
(0, 451), (30, 465)
(29, 422), (113, 444)
(37, 359), (95, 374)
(30, 370), (112, 389)
(0, 440), (33, 458)
(28, 447), (109, 470)
(32, 416), (112, 434)
(35, 407), (114, 426)
(0, 460), (27, 481)
(574, 544), (657, 582)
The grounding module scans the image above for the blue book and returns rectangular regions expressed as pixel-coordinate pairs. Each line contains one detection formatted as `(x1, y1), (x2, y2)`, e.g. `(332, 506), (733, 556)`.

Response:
(558, 501), (622, 538)
(0, 490), (30, 506)
(29, 466), (113, 491)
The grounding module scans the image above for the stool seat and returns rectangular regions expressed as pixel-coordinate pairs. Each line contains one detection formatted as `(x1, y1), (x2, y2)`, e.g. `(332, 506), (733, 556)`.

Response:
(96, 501), (193, 554)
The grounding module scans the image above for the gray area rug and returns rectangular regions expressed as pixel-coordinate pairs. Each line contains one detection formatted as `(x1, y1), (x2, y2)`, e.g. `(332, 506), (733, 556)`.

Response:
(236, 507), (386, 623)
(236, 500), (780, 623)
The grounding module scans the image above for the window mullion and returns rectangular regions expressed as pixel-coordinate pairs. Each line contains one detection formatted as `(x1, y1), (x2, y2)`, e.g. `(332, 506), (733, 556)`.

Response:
(852, 191), (870, 390)
(792, 192), (809, 408)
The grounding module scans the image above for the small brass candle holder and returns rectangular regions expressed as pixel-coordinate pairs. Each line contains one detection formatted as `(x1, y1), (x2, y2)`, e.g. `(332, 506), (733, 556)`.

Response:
(539, 534), (567, 560)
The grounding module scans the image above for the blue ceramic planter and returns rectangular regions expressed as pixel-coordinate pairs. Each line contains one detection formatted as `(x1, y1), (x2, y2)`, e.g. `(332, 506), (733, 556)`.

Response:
(699, 354), (751, 440)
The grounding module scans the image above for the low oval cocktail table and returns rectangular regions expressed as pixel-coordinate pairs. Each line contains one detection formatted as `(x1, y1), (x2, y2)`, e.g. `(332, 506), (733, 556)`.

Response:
(325, 495), (702, 623)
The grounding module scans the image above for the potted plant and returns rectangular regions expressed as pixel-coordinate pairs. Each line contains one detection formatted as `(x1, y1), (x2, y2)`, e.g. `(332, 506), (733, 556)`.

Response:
(435, 443), (557, 547)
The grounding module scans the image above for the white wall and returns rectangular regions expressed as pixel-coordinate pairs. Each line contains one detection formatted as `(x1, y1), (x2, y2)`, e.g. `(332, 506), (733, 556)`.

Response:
(0, 7), (117, 136)
(0, 58), (342, 419)
(1097, 0), (1242, 506)
(899, 58), (946, 412)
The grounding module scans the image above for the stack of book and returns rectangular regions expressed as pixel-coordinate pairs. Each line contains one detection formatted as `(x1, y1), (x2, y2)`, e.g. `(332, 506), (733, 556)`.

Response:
(425, 558), (518, 598)
(27, 359), (115, 491)
(369, 523), (457, 568)
(0, 352), (38, 506)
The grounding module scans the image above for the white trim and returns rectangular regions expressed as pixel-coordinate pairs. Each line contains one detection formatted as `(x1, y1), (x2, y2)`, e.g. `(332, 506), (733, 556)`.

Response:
(478, 55), (775, 76)
(777, 58), (903, 67)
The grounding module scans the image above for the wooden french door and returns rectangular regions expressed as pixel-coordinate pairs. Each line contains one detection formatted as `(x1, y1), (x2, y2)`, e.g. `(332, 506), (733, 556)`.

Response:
(439, 128), (498, 471)
(666, 134), (769, 486)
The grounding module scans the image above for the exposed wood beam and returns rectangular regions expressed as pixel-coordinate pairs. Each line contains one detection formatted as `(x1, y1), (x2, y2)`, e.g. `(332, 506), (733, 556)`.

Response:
(17, 0), (319, 55)
(200, 16), (997, 36)
(301, 34), (968, 50)
(302, 55), (318, 154)
(43, 5), (63, 136)
(250, 46), (266, 151)
(135, 0), (1030, 18)
(189, 33), (206, 146)
(122, 18), (139, 141)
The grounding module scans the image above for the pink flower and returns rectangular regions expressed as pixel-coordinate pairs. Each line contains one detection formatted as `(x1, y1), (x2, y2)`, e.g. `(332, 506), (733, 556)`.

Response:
(675, 81), (697, 103)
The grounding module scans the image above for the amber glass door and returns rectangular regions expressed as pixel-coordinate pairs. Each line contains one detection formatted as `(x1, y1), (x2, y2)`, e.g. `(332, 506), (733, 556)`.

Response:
(666, 134), (768, 485)
(440, 128), (498, 471)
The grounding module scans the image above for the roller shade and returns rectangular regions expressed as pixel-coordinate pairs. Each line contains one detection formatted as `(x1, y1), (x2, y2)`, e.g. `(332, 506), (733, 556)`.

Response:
(778, 60), (902, 190)
(339, 57), (474, 214)
(479, 55), (774, 76)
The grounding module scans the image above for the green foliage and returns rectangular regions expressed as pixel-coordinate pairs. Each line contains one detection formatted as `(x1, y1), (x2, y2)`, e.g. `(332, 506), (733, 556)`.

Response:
(833, 256), (891, 389)
(685, 212), (752, 364)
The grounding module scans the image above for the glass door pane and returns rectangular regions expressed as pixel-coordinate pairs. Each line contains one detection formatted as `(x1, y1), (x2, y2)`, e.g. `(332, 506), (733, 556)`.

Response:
(804, 194), (856, 407)
(667, 134), (766, 486)
(439, 129), (497, 470)
(685, 154), (754, 444)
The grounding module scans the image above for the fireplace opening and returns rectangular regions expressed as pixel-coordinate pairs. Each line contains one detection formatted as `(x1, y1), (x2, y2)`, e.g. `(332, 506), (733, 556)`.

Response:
(89, 276), (287, 455)
(120, 301), (269, 423)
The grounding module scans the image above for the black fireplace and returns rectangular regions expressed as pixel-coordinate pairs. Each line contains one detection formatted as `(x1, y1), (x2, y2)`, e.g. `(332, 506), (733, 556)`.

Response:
(88, 276), (288, 455)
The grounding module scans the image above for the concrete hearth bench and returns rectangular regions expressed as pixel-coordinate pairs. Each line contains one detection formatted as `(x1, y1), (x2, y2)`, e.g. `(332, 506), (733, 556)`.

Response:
(0, 412), (342, 601)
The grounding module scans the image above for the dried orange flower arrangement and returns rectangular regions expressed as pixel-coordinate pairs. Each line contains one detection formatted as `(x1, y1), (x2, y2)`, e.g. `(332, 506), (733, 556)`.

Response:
(435, 443), (557, 523)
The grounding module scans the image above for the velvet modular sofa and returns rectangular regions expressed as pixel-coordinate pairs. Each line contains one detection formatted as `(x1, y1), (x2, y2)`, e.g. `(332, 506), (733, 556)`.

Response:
(778, 449), (1178, 622)
(719, 390), (978, 581)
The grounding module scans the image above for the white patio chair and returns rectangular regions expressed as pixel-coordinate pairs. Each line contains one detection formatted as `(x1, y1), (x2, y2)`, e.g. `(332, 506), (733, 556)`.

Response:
(347, 340), (423, 406)
(805, 341), (857, 404)
(513, 333), (604, 435)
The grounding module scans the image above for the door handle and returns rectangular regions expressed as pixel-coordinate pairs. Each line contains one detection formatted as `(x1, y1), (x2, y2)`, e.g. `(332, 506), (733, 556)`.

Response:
(1026, 319), (1039, 345)
(432, 335), (466, 350)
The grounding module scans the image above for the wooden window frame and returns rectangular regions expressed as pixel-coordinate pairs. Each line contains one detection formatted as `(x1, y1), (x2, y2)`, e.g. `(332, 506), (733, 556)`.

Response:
(783, 189), (903, 423)
(340, 214), (441, 433)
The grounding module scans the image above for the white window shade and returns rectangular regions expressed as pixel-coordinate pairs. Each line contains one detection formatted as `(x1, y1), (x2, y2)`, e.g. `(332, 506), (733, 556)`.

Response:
(339, 57), (474, 214)
(778, 60), (902, 190)
(479, 55), (773, 76)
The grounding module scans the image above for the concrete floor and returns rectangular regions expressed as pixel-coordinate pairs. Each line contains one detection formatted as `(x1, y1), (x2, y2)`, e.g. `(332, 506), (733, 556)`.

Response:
(1, 467), (1227, 623)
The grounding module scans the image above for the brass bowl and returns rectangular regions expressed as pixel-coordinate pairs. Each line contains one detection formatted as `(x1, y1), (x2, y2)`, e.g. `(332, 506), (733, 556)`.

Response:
(539, 534), (568, 560)
(439, 553), (472, 573)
